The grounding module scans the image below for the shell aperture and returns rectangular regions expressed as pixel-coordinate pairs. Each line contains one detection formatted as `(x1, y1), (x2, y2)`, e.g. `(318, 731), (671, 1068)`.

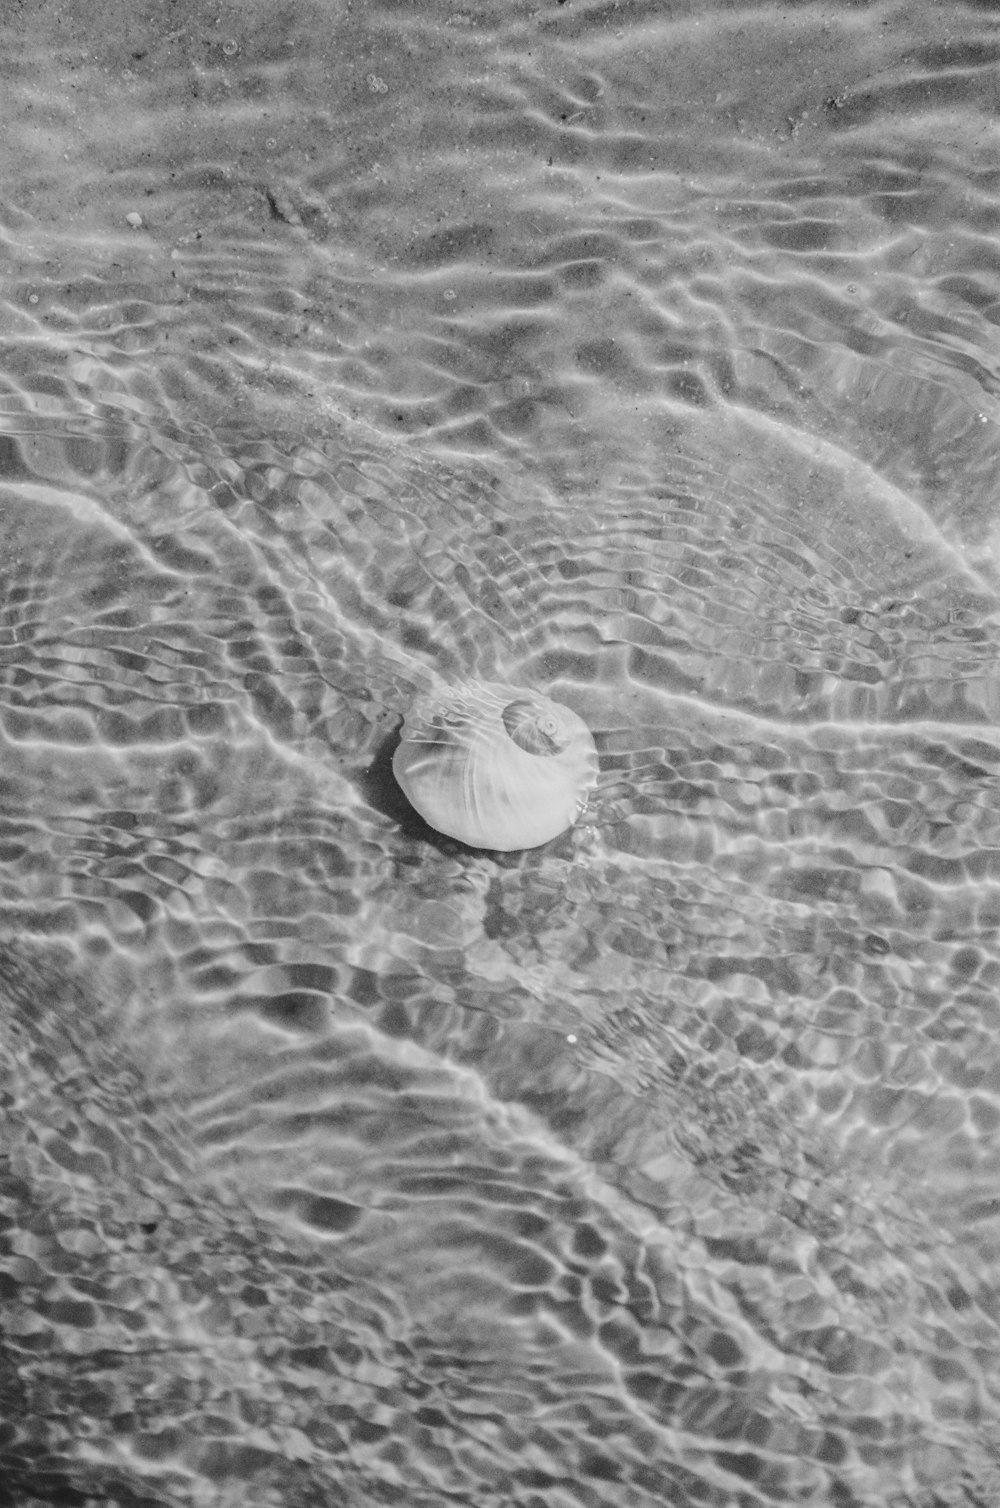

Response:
(393, 681), (598, 850)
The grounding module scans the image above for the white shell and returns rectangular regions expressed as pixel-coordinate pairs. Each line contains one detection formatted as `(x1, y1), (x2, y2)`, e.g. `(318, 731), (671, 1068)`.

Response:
(393, 681), (598, 851)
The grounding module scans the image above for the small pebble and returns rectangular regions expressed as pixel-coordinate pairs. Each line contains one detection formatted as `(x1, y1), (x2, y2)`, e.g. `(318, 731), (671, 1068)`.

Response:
(125, 211), (144, 229)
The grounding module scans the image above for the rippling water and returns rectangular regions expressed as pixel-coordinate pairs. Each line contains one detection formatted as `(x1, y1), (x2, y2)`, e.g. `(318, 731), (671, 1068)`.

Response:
(3, 1), (1000, 1503)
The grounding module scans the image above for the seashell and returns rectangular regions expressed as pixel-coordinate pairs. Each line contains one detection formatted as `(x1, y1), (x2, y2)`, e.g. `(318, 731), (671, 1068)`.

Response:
(393, 681), (598, 851)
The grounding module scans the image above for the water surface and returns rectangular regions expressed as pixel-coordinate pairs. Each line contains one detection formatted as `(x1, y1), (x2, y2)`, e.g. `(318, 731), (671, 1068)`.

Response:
(2, 1), (1000, 1504)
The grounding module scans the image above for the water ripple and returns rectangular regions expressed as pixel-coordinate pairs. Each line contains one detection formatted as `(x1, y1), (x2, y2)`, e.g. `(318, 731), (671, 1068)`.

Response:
(4, 1), (1000, 1503)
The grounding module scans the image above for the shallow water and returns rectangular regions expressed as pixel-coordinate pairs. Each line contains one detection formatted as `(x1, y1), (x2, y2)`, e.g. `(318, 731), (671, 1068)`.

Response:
(2, 1), (1000, 1504)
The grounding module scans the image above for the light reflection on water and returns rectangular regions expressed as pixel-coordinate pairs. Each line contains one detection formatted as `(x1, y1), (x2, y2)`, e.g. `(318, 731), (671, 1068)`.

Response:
(2, 1), (1000, 1503)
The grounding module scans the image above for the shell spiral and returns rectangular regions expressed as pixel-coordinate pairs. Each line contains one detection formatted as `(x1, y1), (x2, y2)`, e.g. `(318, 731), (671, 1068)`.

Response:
(393, 681), (598, 851)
